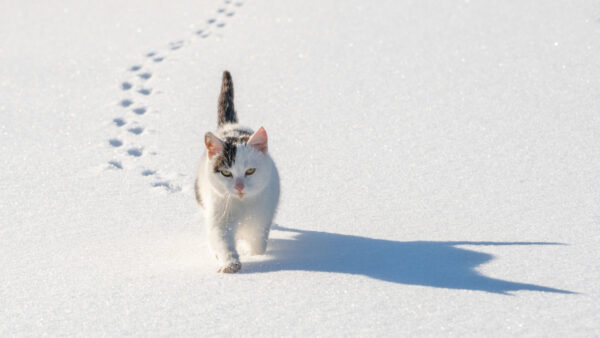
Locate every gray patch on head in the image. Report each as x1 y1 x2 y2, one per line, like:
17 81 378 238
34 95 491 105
213 142 237 173
211 127 253 173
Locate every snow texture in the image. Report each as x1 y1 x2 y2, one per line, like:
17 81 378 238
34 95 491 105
1 0 599 336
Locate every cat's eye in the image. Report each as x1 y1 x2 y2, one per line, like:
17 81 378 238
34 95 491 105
245 168 256 176
220 169 232 177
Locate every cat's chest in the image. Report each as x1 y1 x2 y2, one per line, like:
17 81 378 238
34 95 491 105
210 195 261 217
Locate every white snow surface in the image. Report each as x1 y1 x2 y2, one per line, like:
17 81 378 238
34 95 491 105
1 0 600 335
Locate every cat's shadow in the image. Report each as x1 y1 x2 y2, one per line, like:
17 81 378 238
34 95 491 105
243 225 574 295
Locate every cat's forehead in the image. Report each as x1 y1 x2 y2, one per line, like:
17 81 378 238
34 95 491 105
212 144 261 172
212 142 237 171
211 125 255 172
232 146 260 167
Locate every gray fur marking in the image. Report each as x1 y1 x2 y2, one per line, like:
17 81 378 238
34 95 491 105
212 127 253 173
217 71 237 126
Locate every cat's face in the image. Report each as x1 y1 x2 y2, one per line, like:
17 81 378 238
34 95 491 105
205 127 271 199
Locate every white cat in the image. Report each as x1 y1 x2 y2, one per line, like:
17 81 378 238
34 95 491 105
195 71 280 273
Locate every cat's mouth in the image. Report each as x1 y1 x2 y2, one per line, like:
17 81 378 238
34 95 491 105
237 192 244 199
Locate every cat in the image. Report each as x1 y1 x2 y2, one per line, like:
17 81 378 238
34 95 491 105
195 71 280 273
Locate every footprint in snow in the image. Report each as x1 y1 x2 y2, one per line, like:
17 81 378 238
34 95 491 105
120 99 133 107
138 88 152 96
142 169 156 176
153 57 164 63
121 82 132 90
132 107 146 115
138 72 152 80
152 181 181 192
130 65 142 72
109 138 123 147
113 118 126 127
127 148 143 157
127 126 144 135
170 41 184 50
108 160 123 169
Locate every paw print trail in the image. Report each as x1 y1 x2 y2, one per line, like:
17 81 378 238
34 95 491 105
105 0 244 192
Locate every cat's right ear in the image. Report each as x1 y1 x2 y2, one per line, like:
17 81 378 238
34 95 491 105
205 132 224 159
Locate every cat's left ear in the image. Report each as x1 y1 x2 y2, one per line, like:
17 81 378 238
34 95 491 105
248 127 268 154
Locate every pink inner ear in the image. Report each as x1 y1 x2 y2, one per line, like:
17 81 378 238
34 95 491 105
205 132 224 159
248 127 268 153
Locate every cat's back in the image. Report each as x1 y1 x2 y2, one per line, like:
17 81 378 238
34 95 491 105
216 123 254 142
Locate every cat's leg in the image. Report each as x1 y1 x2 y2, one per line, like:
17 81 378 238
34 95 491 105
245 221 271 255
207 219 241 273
243 196 276 255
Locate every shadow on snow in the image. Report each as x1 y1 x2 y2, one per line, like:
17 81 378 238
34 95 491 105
243 225 574 295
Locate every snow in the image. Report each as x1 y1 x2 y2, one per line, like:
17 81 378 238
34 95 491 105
1 0 600 335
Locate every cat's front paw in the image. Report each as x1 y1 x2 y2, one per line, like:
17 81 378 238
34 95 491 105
217 261 241 273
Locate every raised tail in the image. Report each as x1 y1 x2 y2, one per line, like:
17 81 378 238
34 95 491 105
217 71 237 126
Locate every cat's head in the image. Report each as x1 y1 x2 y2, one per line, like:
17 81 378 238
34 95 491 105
204 127 272 199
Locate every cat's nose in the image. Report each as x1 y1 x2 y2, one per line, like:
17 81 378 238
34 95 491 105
235 183 244 192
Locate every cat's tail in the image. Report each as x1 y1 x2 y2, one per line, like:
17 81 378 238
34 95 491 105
217 70 238 126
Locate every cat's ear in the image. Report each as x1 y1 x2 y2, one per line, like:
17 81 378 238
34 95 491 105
248 127 268 153
205 132 224 159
